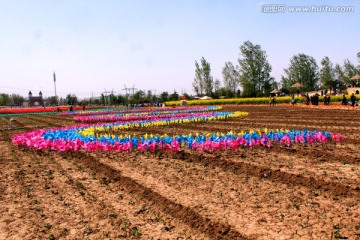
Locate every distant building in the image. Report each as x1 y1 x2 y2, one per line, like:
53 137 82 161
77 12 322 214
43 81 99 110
28 91 44 106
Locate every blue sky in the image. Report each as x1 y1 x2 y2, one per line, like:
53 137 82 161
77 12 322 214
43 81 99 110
0 0 359 99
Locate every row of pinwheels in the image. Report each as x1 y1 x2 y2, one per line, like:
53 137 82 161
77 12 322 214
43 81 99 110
12 109 247 151
0 106 85 115
12 128 344 152
61 106 220 117
73 106 222 122
11 106 344 153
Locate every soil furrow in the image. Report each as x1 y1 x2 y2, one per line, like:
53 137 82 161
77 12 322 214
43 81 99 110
65 151 250 240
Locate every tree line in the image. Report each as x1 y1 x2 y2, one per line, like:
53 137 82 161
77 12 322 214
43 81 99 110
192 41 360 97
0 90 183 106
1 41 359 106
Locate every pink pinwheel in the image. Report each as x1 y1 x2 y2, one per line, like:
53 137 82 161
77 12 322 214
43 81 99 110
239 137 248 147
333 134 344 142
138 142 148 151
223 139 229 149
158 141 163 150
281 135 291 147
26 139 33 147
249 139 255 148
171 139 180 152
199 143 205 152
295 135 304 144
126 141 132 151
57 142 70 152
83 142 96 151
229 140 239 150
266 140 271 148
212 140 222 151
330 133 336 140
115 143 125 152
164 143 172 151
191 141 199 150
102 143 112 151
112 142 120 152
315 133 328 143
307 135 314 144
200 141 211 152
149 142 157 152
260 136 267 146
72 139 82 151
39 140 52 149
205 140 212 151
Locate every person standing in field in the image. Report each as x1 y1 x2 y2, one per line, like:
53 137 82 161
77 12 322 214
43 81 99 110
291 94 295 105
269 95 273 106
350 93 356 107
314 93 319 106
306 94 310 105
341 95 348 105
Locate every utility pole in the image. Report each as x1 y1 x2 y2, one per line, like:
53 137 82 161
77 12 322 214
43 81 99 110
123 84 137 104
123 84 129 101
103 89 111 105
53 72 57 103
130 84 137 96
110 89 115 104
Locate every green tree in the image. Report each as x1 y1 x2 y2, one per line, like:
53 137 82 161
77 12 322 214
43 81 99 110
334 64 344 82
182 93 192 100
0 93 10 106
144 90 152 103
343 59 358 86
238 41 273 97
192 61 202 96
65 94 78 105
201 57 213 96
159 91 168 102
213 78 221 98
109 93 116 105
222 61 239 97
116 94 126 105
45 96 59 106
281 53 319 92
94 98 100 105
10 94 25 106
192 57 214 96
151 95 158 103
218 87 226 98
100 93 105 105
168 90 179 101
218 87 233 98
320 56 335 92
131 90 145 103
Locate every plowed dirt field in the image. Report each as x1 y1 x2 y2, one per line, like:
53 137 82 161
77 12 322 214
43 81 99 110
0 105 359 239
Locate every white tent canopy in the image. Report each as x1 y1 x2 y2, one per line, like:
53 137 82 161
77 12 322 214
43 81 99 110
199 96 212 100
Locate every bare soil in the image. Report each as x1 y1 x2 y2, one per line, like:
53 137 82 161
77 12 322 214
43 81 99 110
0 105 359 239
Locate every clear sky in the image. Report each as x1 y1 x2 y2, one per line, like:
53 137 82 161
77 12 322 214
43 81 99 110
0 0 359 99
